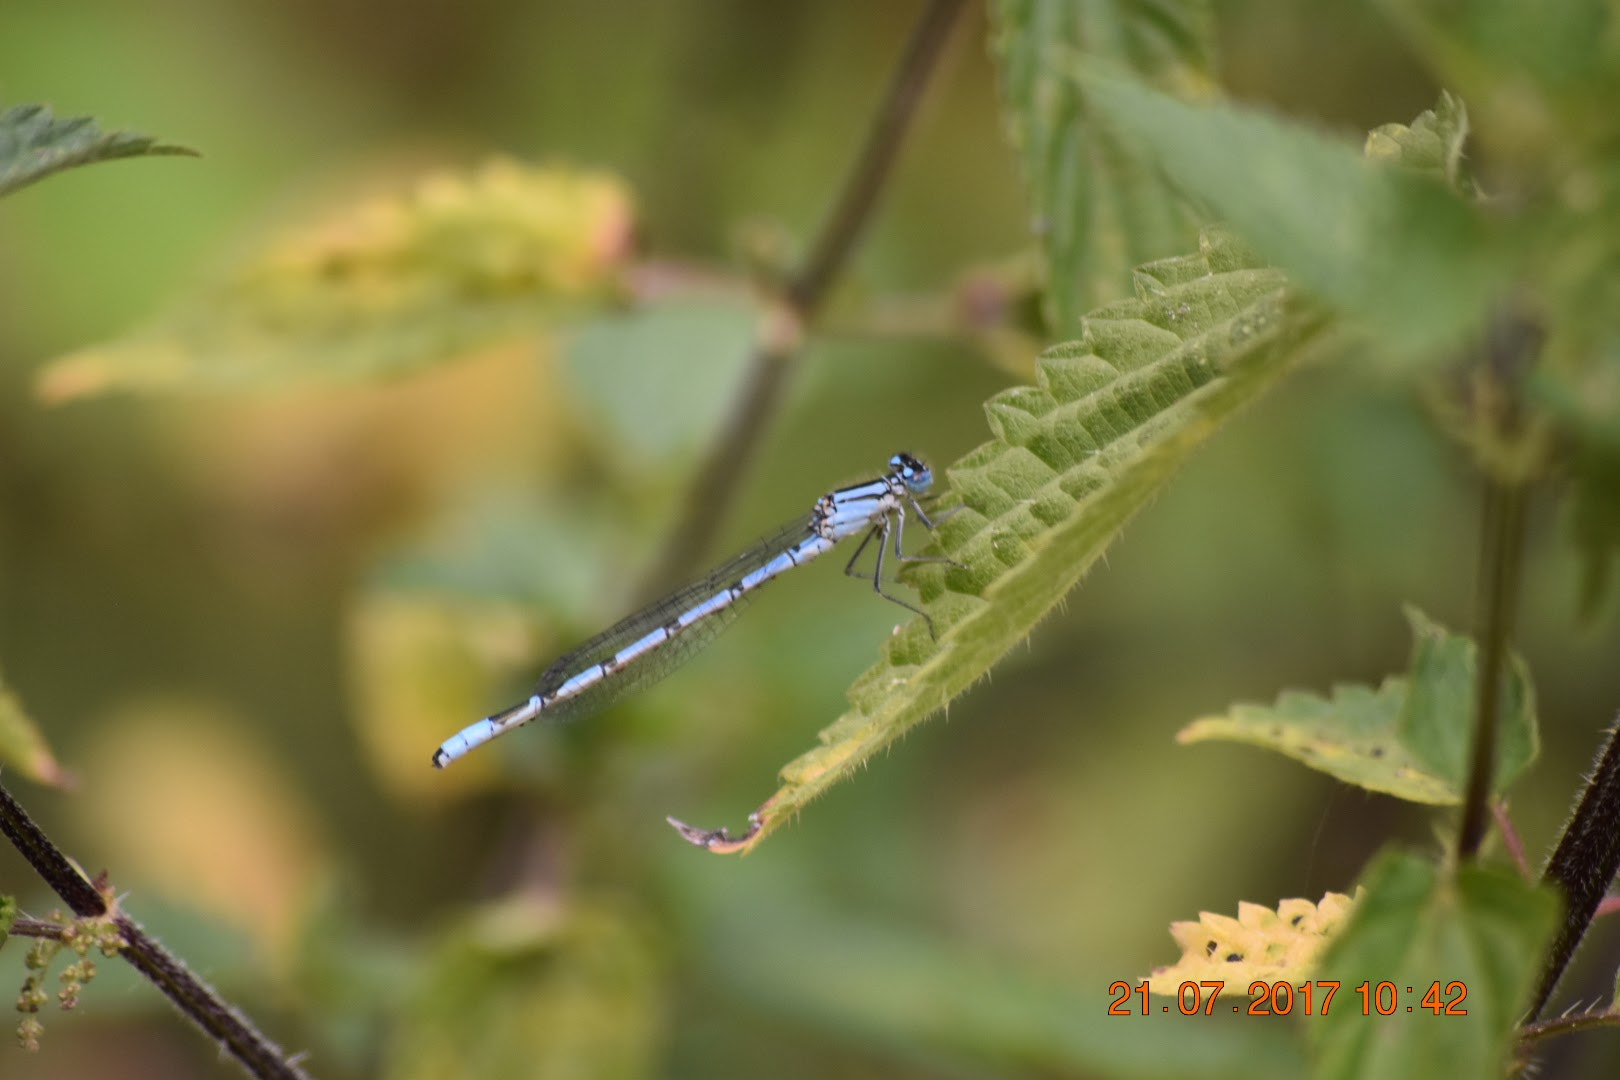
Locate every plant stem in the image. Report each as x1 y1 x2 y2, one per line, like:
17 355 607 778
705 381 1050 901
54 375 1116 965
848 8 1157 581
1456 476 1526 858
0 779 313 1080
1455 309 1540 859
638 0 967 596
1530 718 1620 1018
9 915 71 942
1519 1007 1620 1048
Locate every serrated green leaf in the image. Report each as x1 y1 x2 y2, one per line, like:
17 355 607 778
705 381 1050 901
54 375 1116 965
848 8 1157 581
1364 91 1473 192
1377 0 1617 162
990 0 1215 332
39 160 633 398
678 228 1332 853
1398 605 1537 794
387 896 662 1080
1179 605 1537 804
0 674 70 789
1310 850 1556 1080
1179 679 1458 804
0 103 195 198
1078 72 1512 358
0 896 16 950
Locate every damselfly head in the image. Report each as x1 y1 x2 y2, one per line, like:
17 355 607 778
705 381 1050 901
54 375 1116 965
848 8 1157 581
890 451 932 494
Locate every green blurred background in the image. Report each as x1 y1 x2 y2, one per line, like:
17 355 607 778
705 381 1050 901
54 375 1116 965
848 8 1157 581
3 1 1620 1077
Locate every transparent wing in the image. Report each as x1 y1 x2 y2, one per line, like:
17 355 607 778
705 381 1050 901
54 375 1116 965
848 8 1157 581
533 514 819 724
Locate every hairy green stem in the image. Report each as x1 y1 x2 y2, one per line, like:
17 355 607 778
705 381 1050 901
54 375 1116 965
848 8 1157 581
0 780 313 1080
638 0 967 596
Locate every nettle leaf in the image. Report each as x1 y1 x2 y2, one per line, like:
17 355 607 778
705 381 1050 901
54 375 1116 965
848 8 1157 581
674 227 1332 854
39 160 634 399
1364 91 1474 192
1310 850 1556 1080
1146 892 1358 994
1398 605 1537 794
1377 0 1617 161
1179 679 1457 804
1080 72 1511 358
0 103 195 199
1179 605 1537 804
0 673 70 789
990 0 1215 332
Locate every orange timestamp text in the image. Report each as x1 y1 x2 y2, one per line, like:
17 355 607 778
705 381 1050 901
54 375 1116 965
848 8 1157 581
1107 980 1469 1017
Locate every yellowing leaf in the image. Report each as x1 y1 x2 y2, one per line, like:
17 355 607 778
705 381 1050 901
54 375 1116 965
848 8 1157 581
1179 679 1459 804
348 593 544 801
1146 892 1358 994
40 159 634 399
1179 605 1538 804
0 674 71 789
76 700 329 960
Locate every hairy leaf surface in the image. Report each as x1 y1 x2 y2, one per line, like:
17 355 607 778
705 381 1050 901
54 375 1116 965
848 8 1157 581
674 227 1332 853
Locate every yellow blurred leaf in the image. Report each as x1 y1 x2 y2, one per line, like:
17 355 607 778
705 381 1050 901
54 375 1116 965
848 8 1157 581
348 593 543 802
40 159 635 399
1146 891 1358 994
0 673 71 788
389 895 664 1080
76 700 330 959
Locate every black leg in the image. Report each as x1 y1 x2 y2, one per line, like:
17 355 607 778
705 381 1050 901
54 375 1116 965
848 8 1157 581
892 507 955 566
870 518 937 638
910 498 963 531
901 499 966 569
844 524 881 578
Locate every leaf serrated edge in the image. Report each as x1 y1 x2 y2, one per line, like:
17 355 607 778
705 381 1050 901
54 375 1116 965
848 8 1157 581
0 103 197 199
675 234 1336 853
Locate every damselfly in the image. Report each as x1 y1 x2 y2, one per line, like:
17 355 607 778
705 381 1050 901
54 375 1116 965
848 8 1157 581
431 452 954 767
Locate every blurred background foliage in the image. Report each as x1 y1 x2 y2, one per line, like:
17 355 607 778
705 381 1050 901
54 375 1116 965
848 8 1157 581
2 1 1620 1077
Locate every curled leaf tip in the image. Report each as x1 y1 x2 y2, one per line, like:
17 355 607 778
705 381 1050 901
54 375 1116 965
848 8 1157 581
665 815 760 854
